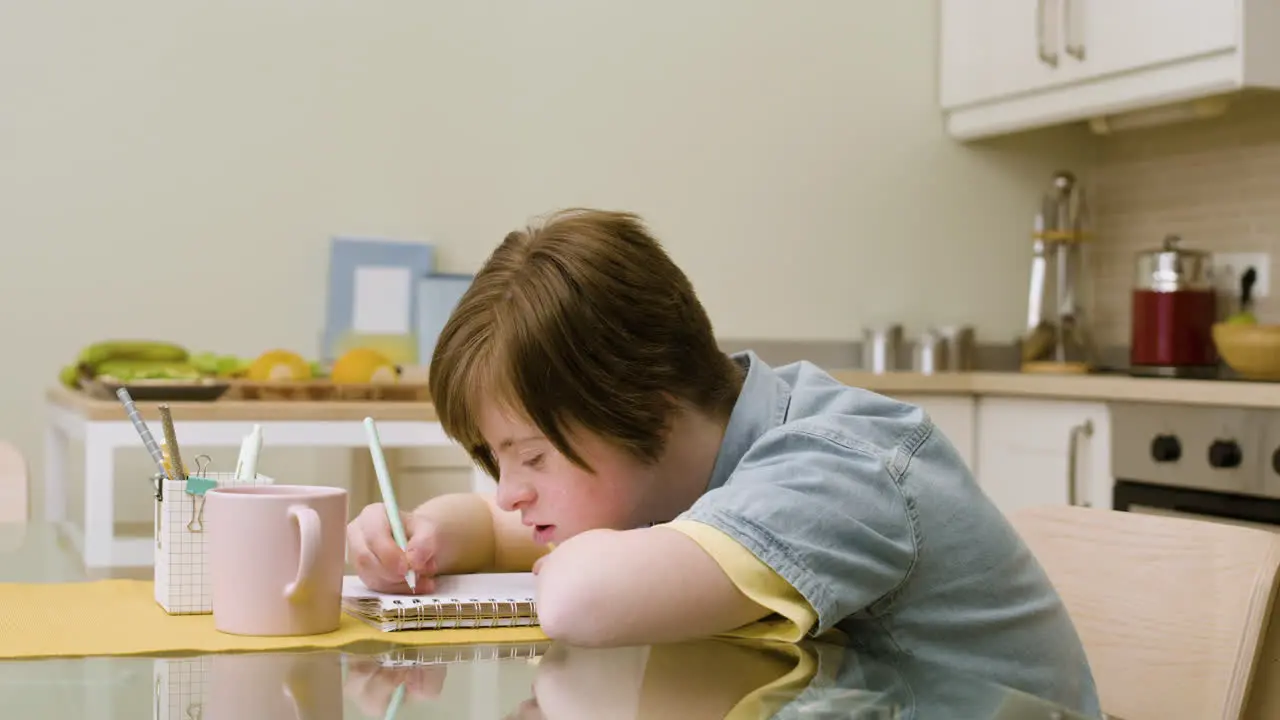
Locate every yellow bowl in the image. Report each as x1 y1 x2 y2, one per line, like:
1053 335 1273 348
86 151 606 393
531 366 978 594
1212 322 1280 381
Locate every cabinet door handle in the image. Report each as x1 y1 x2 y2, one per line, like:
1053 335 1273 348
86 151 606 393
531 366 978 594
1067 419 1094 506
1036 0 1060 67
1064 0 1086 60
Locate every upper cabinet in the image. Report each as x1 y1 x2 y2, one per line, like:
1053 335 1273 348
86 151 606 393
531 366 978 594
1077 1 1237 81
939 0 1076 109
940 0 1280 140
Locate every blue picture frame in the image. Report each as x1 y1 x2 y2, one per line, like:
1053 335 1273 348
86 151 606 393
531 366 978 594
417 273 474 365
322 236 435 362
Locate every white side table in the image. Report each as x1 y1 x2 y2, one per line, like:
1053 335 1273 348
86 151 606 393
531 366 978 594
43 387 492 568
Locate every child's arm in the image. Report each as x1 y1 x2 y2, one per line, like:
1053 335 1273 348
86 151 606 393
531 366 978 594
533 526 774 646
411 492 547 574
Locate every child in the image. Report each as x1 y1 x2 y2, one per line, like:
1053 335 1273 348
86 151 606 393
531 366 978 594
346 208 1101 716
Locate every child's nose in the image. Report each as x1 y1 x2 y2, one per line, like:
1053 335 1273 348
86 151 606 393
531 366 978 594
495 475 535 512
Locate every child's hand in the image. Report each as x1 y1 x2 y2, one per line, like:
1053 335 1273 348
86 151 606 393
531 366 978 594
346 503 440 594
342 656 446 716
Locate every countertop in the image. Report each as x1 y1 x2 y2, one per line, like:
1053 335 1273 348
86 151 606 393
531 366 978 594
828 370 1280 409
45 385 438 422
47 369 1280 421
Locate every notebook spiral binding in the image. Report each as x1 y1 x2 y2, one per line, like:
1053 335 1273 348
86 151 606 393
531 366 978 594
373 641 549 668
381 597 538 631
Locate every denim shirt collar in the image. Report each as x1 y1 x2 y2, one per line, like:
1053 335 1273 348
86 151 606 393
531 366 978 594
705 350 793 492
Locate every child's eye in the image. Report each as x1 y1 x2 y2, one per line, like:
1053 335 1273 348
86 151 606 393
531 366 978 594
523 454 545 469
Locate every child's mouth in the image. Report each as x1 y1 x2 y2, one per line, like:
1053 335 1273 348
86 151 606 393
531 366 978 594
533 525 555 543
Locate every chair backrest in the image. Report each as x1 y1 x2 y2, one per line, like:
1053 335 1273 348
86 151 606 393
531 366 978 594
1246 605 1280 720
0 441 29 522
1009 505 1280 720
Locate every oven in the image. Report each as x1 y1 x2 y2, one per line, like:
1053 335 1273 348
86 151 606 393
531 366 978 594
1110 402 1280 533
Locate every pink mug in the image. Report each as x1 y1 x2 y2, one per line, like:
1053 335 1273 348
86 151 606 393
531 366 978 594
207 651 343 720
206 485 348 636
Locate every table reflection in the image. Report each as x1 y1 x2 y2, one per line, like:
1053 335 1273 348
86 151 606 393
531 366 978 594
317 636 1088 719
0 637 1095 719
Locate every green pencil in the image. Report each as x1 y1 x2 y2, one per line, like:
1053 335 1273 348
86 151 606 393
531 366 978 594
363 417 416 592
383 682 406 720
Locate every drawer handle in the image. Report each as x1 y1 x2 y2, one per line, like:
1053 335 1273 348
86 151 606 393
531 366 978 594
1067 419 1093 506
1037 0 1060 67
1064 0 1086 60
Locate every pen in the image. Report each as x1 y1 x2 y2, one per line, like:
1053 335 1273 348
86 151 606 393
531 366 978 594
234 424 263 481
157 404 186 481
363 416 416 591
115 388 168 480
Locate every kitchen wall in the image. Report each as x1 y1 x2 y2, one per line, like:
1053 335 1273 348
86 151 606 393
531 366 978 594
1090 92 1280 347
0 1 1094 523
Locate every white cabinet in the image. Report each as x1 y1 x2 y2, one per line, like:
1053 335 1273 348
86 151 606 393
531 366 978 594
974 397 1112 516
939 0 1280 140
892 394 977 472
1078 1 1237 81
939 0 1076 109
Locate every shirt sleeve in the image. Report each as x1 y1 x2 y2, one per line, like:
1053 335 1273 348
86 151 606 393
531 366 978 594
665 520 818 642
673 423 918 637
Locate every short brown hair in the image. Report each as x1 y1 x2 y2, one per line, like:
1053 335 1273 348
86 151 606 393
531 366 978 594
428 208 743 479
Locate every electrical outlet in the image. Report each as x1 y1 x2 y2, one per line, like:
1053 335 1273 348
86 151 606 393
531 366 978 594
1210 252 1270 299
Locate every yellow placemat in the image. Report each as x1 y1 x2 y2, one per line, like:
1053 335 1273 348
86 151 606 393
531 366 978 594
0 580 546 659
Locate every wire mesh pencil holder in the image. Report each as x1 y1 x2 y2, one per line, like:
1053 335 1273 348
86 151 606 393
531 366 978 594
153 459 274 615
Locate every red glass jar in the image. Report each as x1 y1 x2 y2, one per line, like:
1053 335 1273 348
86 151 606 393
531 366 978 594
1130 235 1217 377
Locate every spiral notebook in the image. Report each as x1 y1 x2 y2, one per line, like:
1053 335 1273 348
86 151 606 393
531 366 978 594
367 641 549 666
341 573 539 631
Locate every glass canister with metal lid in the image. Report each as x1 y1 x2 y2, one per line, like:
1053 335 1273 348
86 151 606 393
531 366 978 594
1129 234 1217 377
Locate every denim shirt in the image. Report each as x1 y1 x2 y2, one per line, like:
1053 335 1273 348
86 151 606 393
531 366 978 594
675 351 1101 717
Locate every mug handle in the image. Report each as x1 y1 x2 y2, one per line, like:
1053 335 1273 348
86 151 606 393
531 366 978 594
285 505 321 600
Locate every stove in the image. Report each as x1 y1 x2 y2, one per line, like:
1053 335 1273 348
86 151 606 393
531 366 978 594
1110 402 1280 529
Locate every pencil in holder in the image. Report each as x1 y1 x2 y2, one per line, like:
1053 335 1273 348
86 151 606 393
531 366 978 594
153 457 274 615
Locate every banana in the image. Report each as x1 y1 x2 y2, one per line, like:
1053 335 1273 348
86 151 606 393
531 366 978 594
58 364 81 388
93 359 201 382
191 351 250 378
78 340 188 369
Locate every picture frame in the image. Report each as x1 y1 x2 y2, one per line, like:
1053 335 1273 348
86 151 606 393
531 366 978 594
322 236 435 364
417 273 474 366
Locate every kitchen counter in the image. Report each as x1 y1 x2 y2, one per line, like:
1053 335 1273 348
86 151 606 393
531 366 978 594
46 384 439 421
829 370 1280 409
50 369 1280 417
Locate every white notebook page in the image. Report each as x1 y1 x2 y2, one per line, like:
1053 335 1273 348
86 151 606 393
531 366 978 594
342 573 537 609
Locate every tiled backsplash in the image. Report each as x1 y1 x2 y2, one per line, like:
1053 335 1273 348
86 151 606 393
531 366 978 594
1089 92 1280 348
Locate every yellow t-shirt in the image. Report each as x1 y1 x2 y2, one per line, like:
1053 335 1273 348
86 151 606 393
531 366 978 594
667 520 818 643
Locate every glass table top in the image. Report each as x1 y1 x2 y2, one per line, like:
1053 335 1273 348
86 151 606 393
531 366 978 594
0 523 1094 719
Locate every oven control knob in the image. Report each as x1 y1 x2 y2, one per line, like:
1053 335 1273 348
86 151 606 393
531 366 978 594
1272 448 1280 475
1208 440 1243 469
1150 434 1182 463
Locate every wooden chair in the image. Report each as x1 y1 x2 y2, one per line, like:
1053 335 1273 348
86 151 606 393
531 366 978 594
1009 505 1280 720
0 441 29 522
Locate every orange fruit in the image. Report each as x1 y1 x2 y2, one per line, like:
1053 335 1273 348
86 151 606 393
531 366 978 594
331 348 398 384
247 349 312 382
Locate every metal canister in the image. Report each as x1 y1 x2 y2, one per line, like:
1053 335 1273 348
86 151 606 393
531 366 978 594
862 325 903 374
912 329 948 375
937 325 976 371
